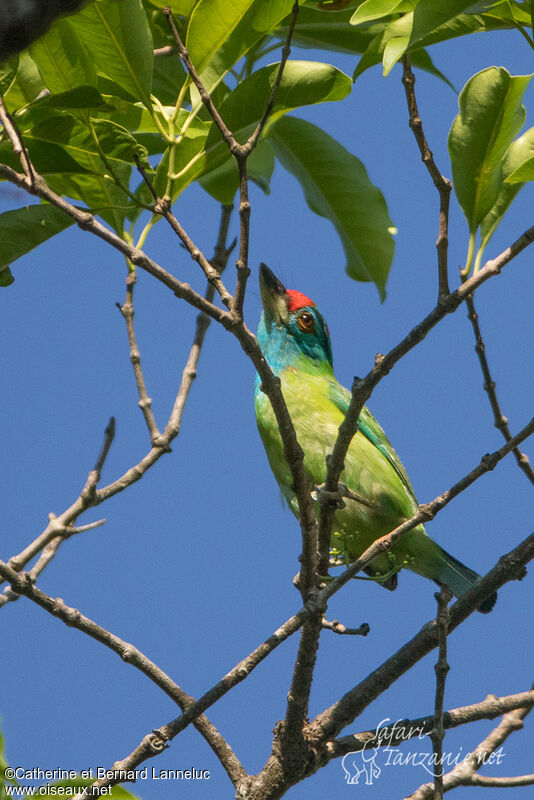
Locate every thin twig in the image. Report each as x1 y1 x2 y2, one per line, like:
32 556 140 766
231 1 300 319
134 156 233 307
401 56 451 301
466 295 534 485
406 703 533 798
0 560 246 787
163 8 239 152
327 687 534 757
468 773 534 787
321 617 370 636
0 417 115 601
0 93 34 185
432 586 452 800
117 274 163 446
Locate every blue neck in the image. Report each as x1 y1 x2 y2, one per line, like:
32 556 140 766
256 312 333 377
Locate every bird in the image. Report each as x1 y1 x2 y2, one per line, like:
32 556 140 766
254 264 496 613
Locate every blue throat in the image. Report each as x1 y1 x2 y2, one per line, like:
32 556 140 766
256 310 334 386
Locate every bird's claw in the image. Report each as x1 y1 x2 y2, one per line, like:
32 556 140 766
311 483 347 509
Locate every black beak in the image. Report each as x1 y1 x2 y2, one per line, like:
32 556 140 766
259 263 289 325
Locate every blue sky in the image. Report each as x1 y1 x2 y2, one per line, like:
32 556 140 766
1 16 534 800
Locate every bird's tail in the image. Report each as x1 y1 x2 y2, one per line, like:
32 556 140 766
433 545 497 614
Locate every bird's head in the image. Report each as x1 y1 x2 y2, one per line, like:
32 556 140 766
257 264 333 375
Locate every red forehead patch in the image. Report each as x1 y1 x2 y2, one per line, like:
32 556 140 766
286 289 315 311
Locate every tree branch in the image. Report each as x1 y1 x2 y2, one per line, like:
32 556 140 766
0 560 246 787
117 275 162 447
0 93 34 185
134 156 233 308
327 687 534 758
0 417 115 604
163 8 239 153
401 56 451 300
63 522 534 798
321 617 370 636
466 295 534 485
231 1 300 319
406 702 533 798
432 586 452 799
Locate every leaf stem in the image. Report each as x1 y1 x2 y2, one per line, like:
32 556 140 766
462 230 477 279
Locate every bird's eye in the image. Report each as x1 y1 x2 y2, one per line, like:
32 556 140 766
297 312 315 334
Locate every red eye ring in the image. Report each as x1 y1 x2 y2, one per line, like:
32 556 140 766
297 312 315 334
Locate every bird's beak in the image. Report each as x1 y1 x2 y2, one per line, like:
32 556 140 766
259 263 289 326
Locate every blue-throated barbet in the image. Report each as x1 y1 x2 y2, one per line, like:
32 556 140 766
254 264 496 613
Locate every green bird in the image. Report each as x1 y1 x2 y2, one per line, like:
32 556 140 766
255 264 496 613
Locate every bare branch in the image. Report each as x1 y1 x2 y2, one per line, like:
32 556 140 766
231 2 299 319
401 56 451 300
0 93 34 185
0 560 246 787
328 687 534 758
466 295 534 485
134 157 233 307
321 617 370 636
406 702 533 798
117 275 163 446
469 773 534 787
0 417 115 602
163 8 239 152
432 587 452 799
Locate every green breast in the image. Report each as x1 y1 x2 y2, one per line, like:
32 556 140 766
255 367 419 560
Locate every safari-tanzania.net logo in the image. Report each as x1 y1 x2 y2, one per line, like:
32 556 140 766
341 718 505 786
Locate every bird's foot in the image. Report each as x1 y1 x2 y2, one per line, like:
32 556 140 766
311 483 347 509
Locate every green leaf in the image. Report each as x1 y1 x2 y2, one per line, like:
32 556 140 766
70 0 154 104
410 0 481 46
92 119 151 168
152 55 187 105
35 86 107 110
382 35 409 75
47 167 132 233
147 0 199 14
0 56 19 96
4 52 45 111
197 0 296 100
352 11 515 81
276 6 378 54
29 18 96 95
448 66 532 232
269 115 395 298
0 205 74 285
176 60 350 199
479 127 534 252
186 0 256 74
351 0 416 25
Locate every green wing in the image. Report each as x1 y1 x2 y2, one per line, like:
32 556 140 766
328 380 417 501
